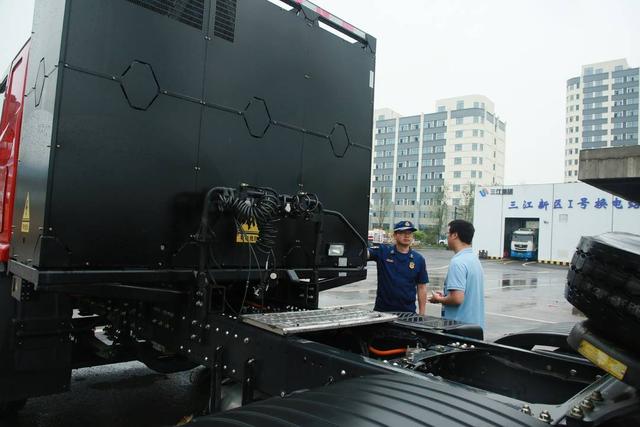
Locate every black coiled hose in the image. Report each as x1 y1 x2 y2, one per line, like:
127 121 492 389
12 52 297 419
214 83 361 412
219 188 280 253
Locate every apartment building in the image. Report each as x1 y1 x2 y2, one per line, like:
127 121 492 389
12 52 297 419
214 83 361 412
565 59 639 182
371 95 506 231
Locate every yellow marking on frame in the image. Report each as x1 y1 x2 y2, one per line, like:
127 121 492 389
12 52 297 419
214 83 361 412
236 223 259 244
20 193 30 233
578 340 627 380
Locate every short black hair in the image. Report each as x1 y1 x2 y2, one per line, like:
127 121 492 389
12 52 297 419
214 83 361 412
448 219 475 244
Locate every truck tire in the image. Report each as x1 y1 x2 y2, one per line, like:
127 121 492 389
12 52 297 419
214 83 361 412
566 232 640 353
188 374 541 426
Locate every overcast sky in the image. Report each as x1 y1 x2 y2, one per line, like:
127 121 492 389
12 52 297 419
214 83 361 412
2 0 639 185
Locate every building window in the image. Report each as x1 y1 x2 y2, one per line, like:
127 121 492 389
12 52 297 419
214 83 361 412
437 106 446 112
454 171 461 178
456 117 463 125
454 157 462 165
455 130 463 138
452 185 460 192
471 157 477 164
456 100 464 109
470 170 476 178
455 144 462 151
472 143 478 151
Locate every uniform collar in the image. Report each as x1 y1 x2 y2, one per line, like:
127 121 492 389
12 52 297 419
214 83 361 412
390 246 414 258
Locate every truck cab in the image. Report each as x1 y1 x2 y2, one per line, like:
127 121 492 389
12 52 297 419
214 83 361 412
510 228 538 260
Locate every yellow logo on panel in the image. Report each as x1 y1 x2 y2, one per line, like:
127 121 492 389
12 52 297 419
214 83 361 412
20 193 30 233
236 223 259 244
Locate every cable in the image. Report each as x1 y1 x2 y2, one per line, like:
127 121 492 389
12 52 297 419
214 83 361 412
368 346 407 357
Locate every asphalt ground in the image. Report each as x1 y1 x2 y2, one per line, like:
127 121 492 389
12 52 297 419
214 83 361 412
5 248 583 427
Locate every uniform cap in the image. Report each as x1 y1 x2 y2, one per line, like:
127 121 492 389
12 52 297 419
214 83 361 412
394 220 416 232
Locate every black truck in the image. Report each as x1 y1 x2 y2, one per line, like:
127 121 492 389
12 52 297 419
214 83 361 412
1 0 639 425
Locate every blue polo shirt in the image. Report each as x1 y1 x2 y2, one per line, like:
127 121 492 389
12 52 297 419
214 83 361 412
369 245 429 313
443 247 485 329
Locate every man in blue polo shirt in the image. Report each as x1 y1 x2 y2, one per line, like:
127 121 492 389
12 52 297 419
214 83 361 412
369 221 428 314
429 219 485 329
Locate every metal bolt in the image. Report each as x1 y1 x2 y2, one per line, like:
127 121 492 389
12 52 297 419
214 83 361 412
181 316 186 320
204 356 208 361
179 345 184 350
340 370 346 376
243 338 250 344
223 365 227 370
225 331 229 335
190 334 197 340
520 404 532 415
580 398 594 412
280 391 286 398
187 349 191 353
195 300 203 307
215 327 220 332
234 334 238 339
590 390 603 401
569 369 577 376
205 324 211 330
569 406 584 419
538 410 552 423
231 369 236 374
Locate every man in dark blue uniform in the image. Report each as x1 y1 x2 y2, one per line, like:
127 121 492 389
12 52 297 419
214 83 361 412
369 221 428 314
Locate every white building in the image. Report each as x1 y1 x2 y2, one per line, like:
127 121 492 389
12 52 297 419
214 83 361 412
371 95 506 230
565 59 639 182
473 183 640 263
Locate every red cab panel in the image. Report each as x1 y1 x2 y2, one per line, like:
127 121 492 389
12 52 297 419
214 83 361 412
0 41 30 262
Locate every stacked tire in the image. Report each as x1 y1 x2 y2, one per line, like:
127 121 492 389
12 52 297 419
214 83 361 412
566 232 640 353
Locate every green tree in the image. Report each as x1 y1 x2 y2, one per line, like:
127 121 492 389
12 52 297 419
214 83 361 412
460 183 476 222
374 189 393 230
434 185 448 238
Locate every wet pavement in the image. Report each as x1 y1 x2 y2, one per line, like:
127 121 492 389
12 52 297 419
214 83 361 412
5 248 583 426
319 247 584 341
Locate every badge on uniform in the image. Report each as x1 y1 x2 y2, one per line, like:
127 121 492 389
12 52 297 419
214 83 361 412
385 258 394 263
409 262 415 269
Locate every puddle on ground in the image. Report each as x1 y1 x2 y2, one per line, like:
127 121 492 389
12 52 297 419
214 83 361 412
500 277 538 289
